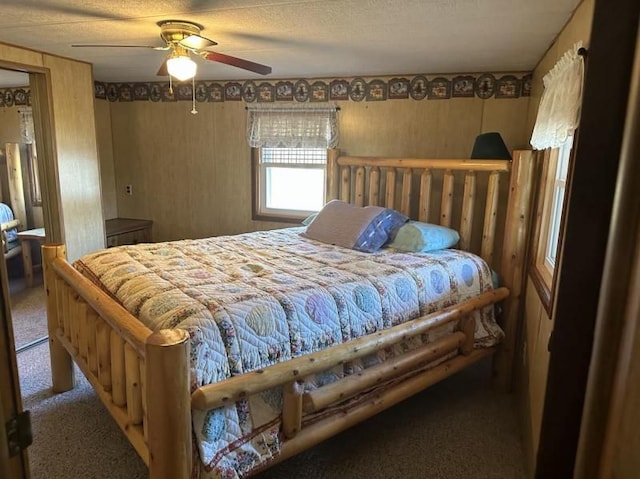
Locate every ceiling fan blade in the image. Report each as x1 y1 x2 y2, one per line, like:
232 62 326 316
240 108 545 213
179 34 217 50
17 0 127 20
72 44 169 50
156 58 169 77
202 51 272 75
189 0 213 10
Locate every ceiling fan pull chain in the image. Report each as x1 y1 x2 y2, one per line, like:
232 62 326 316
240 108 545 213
191 76 198 115
169 75 173 95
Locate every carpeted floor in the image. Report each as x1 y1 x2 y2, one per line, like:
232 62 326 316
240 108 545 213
17 342 527 479
10 271 527 479
9 275 48 350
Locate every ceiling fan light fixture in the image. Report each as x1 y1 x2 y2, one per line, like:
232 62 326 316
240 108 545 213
167 52 197 81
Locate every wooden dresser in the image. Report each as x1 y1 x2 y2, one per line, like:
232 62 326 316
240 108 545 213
105 218 153 247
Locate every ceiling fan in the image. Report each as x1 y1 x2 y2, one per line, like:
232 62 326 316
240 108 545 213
72 20 272 80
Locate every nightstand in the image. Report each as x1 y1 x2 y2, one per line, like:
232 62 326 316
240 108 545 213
105 218 153 247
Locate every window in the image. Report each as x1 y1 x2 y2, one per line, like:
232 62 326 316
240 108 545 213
252 147 326 222
531 137 574 311
246 104 338 222
544 137 572 269
528 43 583 313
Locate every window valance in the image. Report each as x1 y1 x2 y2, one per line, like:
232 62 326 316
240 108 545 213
530 42 585 150
246 104 339 149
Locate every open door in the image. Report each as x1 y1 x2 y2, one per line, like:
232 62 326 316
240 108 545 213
573 21 640 478
0 256 30 478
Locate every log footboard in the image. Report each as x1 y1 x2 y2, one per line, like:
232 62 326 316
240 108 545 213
43 244 192 478
190 288 507 471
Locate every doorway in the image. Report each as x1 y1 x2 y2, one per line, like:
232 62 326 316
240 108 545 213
0 60 63 478
0 68 48 353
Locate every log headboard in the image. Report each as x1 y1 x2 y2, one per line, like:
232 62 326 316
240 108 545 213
326 150 537 390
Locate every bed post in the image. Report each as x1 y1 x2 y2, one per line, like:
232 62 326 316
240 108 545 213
493 150 537 392
326 148 340 201
42 244 75 392
145 329 192 479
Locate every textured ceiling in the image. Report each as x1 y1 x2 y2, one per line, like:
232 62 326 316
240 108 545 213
0 0 581 85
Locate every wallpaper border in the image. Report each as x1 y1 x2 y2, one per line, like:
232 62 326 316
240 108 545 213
94 72 532 103
0 88 30 107
0 72 533 106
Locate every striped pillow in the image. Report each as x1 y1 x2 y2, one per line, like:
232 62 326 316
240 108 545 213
302 200 408 253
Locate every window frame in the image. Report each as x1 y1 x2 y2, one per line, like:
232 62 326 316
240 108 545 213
251 147 327 223
529 139 575 315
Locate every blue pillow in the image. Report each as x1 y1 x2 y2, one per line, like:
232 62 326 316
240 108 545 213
387 221 460 252
354 208 408 253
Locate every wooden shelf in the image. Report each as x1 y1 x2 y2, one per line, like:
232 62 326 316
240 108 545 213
105 218 152 247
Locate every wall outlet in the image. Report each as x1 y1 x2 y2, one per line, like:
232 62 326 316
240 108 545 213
125 184 133 195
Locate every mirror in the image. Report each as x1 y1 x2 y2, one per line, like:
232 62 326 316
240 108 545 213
0 68 47 353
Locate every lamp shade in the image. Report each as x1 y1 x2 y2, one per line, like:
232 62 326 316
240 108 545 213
167 55 197 81
470 132 512 160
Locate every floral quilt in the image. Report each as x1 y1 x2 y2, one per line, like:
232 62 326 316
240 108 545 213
74 227 503 478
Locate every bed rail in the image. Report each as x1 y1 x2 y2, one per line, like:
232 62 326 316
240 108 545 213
275 348 494 466
43 244 192 479
50 255 151 355
191 287 508 411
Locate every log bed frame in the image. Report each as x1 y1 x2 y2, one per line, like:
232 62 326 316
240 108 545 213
42 149 535 479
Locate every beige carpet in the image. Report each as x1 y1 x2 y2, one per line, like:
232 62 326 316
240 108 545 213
18 342 527 479
9 275 48 350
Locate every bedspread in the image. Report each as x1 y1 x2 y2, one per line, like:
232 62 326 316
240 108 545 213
74 227 504 478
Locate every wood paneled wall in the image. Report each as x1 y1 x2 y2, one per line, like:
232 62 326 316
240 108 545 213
0 43 105 261
104 91 530 242
42 55 104 260
0 44 43 69
522 277 553 463
518 0 595 474
94 99 117 220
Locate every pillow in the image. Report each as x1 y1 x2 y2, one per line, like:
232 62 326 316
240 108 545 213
302 200 408 253
387 221 460 252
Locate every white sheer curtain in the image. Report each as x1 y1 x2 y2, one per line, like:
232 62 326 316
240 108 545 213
530 42 585 150
19 107 35 144
246 104 339 148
